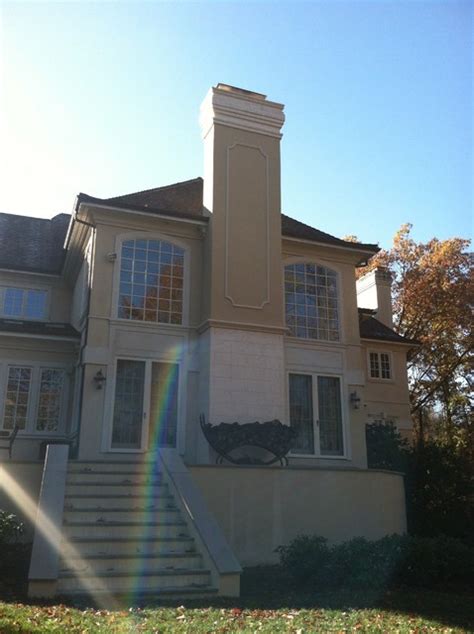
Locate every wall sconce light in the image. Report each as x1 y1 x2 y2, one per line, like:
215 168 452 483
93 369 106 390
350 391 361 409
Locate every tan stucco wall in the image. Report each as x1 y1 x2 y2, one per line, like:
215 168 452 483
0 270 73 324
190 465 406 566
0 336 78 460
361 342 412 434
0 461 43 539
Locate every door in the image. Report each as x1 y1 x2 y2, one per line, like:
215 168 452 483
289 373 344 457
149 362 179 448
110 359 179 451
111 359 146 450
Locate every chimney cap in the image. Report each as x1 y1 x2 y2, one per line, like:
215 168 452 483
215 83 267 101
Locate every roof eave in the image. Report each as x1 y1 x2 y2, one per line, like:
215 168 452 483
360 335 420 347
76 195 208 225
282 233 380 263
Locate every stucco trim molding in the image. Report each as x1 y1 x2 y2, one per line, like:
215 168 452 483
200 85 285 140
197 318 288 336
224 142 271 310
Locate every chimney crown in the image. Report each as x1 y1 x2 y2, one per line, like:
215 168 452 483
199 83 285 140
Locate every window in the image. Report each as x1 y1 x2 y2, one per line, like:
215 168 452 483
289 373 344 457
118 239 185 324
285 263 339 341
36 369 65 432
369 352 392 380
1 364 67 434
2 288 47 319
3 367 32 430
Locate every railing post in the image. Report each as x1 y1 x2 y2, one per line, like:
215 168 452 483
28 444 69 598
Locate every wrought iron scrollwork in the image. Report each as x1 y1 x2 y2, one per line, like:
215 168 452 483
199 414 296 466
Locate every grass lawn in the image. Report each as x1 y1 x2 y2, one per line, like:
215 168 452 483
0 568 472 633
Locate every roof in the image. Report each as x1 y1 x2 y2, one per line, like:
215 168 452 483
0 319 80 339
0 213 70 274
281 214 378 253
105 177 204 216
79 177 379 253
358 309 418 345
77 178 206 222
0 178 379 276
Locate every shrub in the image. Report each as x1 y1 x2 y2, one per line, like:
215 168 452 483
366 422 409 472
277 533 474 590
366 422 474 543
275 535 331 584
0 510 24 544
0 511 30 599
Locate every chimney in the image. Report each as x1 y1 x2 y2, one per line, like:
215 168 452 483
356 267 393 328
199 83 285 327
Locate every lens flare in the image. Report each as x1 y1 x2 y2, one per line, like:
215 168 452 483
0 465 120 609
130 344 185 602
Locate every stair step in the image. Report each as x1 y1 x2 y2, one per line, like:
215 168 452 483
57 569 212 593
66 472 163 485
59 552 202 575
65 536 196 557
64 494 175 509
57 586 219 600
64 521 188 539
63 508 179 522
65 482 167 496
68 461 158 473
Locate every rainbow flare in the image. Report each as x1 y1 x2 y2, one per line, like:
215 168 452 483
130 342 186 604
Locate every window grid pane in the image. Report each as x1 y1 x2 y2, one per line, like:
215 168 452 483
289 374 314 454
3 288 47 319
3 367 31 430
36 369 64 432
380 353 391 379
4 289 24 317
285 264 339 341
318 376 343 456
26 290 47 319
118 240 184 325
112 360 145 449
369 352 380 378
150 363 179 448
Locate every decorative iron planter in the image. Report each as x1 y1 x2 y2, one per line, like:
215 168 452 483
199 415 296 466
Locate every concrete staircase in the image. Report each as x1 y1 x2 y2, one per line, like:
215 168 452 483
57 460 217 600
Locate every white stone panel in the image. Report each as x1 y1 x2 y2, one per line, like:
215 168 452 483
208 327 285 424
285 342 343 373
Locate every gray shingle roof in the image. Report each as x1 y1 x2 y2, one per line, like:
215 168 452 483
0 213 70 274
80 177 379 253
281 214 378 252
358 309 418 345
0 319 79 338
1 178 379 275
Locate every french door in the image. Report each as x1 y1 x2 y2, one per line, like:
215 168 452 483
110 359 179 451
289 373 344 457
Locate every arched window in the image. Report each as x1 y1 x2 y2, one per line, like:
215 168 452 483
118 238 185 324
285 263 339 341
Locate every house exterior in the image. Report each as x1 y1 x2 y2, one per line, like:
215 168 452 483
0 84 415 601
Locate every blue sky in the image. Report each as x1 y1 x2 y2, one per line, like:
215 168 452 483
0 1 471 249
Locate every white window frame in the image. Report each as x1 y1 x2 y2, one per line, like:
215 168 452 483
0 286 50 321
111 232 191 328
283 257 343 344
287 370 349 460
102 355 184 454
367 350 394 382
0 361 69 437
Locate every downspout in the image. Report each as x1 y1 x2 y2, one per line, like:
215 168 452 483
70 204 96 459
